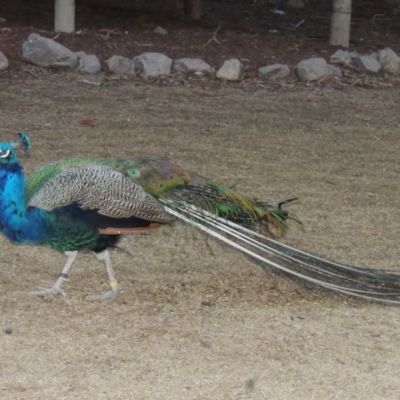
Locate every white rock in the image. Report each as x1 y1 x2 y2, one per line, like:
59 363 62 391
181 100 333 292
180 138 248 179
330 49 353 65
258 64 290 80
216 59 244 81
173 58 211 74
154 26 168 35
0 51 9 70
133 52 172 77
79 54 102 73
22 33 79 69
296 58 328 81
378 47 400 75
106 55 135 76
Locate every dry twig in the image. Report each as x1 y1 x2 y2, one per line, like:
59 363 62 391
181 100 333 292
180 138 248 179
202 25 221 47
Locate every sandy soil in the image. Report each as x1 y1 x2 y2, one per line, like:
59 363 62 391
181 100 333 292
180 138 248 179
0 76 400 399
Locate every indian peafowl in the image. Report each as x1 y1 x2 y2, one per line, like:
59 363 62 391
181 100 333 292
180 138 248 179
1 134 400 304
0 134 294 300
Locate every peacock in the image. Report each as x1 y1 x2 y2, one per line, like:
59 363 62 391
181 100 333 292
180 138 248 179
1 133 400 304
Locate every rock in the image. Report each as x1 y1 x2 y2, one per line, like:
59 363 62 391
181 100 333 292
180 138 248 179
106 55 135 76
216 59 244 81
75 51 87 59
22 33 79 69
154 26 168 35
258 64 290 80
79 54 102 73
296 58 328 81
377 47 400 75
0 17 6 23
133 52 172 77
330 49 359 65
326 64 342 78
351 55 382 75
0 51 9 70
173 58 211 74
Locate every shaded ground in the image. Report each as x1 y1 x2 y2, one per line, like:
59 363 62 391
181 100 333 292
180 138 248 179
1 0 400 82
0 76 400 398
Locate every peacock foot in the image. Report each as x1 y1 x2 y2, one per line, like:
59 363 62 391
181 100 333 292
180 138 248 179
28 285 66 299
86 287 120 302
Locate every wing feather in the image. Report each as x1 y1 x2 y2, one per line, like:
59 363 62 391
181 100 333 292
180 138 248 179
28 165 175 224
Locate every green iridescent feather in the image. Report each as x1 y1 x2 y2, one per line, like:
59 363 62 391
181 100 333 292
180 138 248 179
25 157 297 238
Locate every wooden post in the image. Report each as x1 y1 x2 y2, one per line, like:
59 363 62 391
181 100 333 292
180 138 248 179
330 0 351 47
55 0 75 33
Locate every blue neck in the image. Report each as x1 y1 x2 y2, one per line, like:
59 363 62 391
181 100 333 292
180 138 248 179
0 163 47 243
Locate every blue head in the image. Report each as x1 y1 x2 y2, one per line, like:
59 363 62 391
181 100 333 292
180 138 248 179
0 142 35 244
0 142 26 232
0 143 21 170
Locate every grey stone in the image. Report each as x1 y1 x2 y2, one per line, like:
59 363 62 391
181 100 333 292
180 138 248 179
133 52 172 77
154 26 168 35
326 64 342 78
351 55 382 75
296 58 328 81
378 47 400 75
105 55 135 76
329 49 352 64
173 58 211 74
75 51 87 59
0 51 9 70
22 33 79 69
258 64 290 80
216 59 244 81
79 54 102 73
330 49 357 65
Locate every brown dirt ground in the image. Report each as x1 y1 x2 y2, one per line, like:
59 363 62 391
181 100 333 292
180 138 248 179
1 1 400 399
0 76 400 399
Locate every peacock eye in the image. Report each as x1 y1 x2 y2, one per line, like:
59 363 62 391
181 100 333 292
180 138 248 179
0 149 10 158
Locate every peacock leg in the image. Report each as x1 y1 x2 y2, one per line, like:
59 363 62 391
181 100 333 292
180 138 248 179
86 249 120 301
28 251 78 298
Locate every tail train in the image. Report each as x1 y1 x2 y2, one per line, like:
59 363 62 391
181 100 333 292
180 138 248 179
162 201 400 304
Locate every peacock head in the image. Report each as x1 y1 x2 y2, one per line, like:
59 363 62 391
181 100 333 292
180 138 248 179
0 143 20 168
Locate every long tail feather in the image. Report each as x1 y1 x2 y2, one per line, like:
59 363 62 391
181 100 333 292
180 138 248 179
160 199 400 305
162 182 297 237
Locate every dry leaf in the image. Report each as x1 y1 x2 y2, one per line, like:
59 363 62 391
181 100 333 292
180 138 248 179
81 118 98 127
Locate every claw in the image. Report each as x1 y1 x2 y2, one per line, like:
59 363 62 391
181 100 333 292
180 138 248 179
86 287 119 302
28 285 66 298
